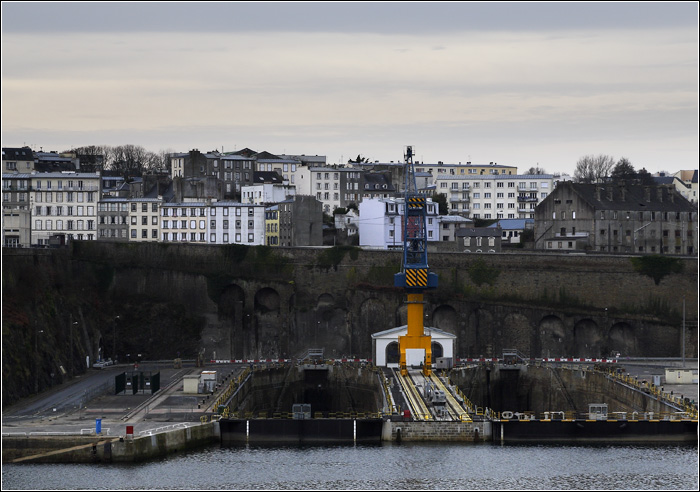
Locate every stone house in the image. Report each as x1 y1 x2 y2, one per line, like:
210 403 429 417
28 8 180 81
534 181 697 255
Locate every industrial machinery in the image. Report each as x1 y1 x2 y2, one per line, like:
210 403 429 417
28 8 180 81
394 146 438 377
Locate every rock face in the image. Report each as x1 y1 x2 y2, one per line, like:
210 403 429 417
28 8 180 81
2 243 696 407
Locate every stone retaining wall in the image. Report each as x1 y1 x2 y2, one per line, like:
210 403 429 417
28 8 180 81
383 420 491 442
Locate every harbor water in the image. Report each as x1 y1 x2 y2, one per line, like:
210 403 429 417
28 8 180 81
3 441 698 490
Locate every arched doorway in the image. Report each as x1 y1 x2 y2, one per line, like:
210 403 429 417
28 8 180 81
385 342 399 364
431 341 444 360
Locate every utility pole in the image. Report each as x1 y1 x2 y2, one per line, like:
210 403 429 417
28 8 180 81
682 297 686 367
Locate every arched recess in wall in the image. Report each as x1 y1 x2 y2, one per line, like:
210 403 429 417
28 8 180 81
607 322 637 357
386 341 399 364
317 293 334 307
432 304 458 335
254 287 280 314
465 308 494 358
219 284 245 316
314 307 349 357
431 341 444 359
502 313 531 357
538 315 565 359
573 319 601 358
360 298 390 334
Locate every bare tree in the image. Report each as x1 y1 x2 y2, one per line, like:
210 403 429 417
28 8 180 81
573 154 615 183
526 165 547 175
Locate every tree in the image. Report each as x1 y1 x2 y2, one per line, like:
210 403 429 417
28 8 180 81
431 192 448 215
526 165 547 175
573 154 615 183
610 157 636 182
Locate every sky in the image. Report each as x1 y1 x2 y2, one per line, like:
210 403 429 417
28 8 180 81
1 2 698 176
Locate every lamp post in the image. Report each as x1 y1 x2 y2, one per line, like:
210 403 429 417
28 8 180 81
34 327 44 394
70 315 78 378
113 316 120 362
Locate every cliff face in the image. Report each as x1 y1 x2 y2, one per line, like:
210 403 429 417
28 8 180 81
2 243 696 407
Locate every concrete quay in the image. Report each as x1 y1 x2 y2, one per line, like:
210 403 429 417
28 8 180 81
2 361 243 463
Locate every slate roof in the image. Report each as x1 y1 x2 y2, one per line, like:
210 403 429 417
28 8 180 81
253 171 284 183
2 147 34 160
455 227 501 238
566 182 695 212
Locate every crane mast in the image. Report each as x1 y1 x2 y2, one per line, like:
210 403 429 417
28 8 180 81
393 146 438 376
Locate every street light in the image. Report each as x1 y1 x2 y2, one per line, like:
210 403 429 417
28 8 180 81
70 315 78 378
113 316 120 362
34 328 44 393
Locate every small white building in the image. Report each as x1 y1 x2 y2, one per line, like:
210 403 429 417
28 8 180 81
359 197 439 250
371 325 456 368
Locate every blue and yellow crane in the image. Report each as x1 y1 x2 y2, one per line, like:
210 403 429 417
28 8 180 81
394 146 438 377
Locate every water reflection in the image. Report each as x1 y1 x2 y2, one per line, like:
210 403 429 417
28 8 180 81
3 442 698 490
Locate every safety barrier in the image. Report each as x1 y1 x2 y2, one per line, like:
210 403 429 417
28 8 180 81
599 366 698 419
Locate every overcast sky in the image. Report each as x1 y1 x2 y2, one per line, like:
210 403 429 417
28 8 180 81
2 2 698 176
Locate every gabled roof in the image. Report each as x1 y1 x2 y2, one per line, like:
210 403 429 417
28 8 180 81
371 325 457 339
455 227 501 237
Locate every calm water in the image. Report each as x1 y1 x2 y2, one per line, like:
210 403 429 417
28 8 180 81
2 442 698 490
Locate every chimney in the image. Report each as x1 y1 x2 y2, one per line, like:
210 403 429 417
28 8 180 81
618 184 626 202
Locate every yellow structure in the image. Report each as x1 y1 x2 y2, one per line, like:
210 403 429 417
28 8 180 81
399 293 432 376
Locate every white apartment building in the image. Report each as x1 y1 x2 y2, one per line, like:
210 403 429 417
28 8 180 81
241 183 295 205
31 172 100 244
209 202 265 245
434 174 556 220
128 198 161 242
358 197 439 249
160 203 209 243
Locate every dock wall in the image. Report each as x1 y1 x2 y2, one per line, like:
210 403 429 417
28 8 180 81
383 420 491 442
4 422 220 464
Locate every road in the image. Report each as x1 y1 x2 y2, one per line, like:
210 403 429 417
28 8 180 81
2 361 243 437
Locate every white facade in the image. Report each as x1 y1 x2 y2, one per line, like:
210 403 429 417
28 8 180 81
371 325 456 368
160 203 209 243
359 197 438 249
241 183 295 205
31 172 100 244
434 174 556 220
208 202 265 245
128 199 160 242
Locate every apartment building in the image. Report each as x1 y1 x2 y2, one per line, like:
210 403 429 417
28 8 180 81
2 173 31 247
3 147 35 173
31 172 100 245
535 182 698 255
307 166 365 214
265 205 281 246
128 198 161 242
97 198 129 241
358 197 439 250
278 195 323 247
415 162 517 178
209 202 266 245
434 174 556 220
160 202 209 243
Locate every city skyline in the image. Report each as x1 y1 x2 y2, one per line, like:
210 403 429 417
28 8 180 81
2 2 698 176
